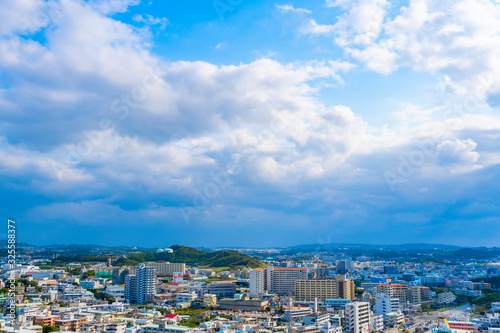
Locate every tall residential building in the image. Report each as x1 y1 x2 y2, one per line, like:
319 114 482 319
267 266 308 295
294 275 355 302
336 274 355 300
124 275 137 303
315 267 333 278
124 264 156 304
336 259 351 275
249 268 266 297
371 313 384 332
383 266 399 275
392 284 409 304
345 302 370 333
409 287 421 304
376 284 420 305
294 280 338 302
112 266 137 284
374 293 400 315
146 262 186 275
384 311 405 328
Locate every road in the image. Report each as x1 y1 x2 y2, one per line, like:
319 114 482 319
408 303 472 333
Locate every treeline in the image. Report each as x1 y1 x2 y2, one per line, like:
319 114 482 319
48 245 262 269
113 245 263 268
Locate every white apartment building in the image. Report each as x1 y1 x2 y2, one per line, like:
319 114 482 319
249 268 266 297
283 306 314 322
437 292 457 304
176 292 198 303
105 285 125 301
138 321 192 333
345 302 371 333
374 293 400 315
371 314 384 332
107 322 126 333
384 311 404 328
320 323 342 333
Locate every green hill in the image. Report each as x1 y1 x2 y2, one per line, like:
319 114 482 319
115 245 263 269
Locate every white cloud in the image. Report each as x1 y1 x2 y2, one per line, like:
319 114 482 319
2 0 500 245
0 0 51 35
89 0 140 14
346 44 397 74
325 0 352 8
436 138 480 166
275 4 312 14
299 19 336 35
329 0 500 99
215 42 228 49
132 14 170 30
333 0 390 46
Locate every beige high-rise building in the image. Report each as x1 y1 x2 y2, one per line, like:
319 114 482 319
267 266 308 295
336 274 355 300
294 274 355 301
294 279 338 302
376 284 421 305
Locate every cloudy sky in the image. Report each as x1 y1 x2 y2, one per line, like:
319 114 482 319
1 0 500 248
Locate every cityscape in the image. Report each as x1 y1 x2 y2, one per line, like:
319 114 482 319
0 243 499 333
1 1 500 333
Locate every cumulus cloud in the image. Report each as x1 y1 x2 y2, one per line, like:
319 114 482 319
1 0 500 246
0 0 54 35
436 138 480 167
333 0 390 46
327 0 500 99
275 4 312 14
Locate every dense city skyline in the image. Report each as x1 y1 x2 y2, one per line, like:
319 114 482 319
1 0 500 246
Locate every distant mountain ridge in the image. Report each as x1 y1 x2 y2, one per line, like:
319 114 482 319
289 243 465 250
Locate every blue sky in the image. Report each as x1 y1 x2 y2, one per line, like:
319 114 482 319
1 0 500 248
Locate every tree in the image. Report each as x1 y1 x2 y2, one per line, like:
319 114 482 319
82 270 95 279
68 267 82 275
476 306 486 315
41 325 60 333
89 289 116 304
